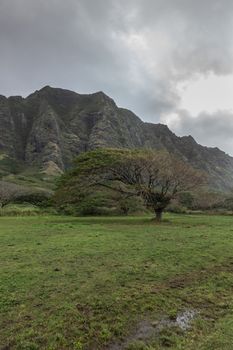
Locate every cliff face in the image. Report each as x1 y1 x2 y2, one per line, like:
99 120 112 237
1 86 233 191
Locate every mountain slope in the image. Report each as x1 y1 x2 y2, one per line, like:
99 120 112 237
1 86 233 191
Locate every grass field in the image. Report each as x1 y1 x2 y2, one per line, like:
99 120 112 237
1 214 233 349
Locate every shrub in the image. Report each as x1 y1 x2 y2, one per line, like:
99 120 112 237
177 191 194 209
13 191 51 207
0 204 40 216
0 203 57 216
166 200 187 214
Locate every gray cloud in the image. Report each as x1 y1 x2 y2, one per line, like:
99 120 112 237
1 0 233 152
168 109 233 155
137 0 233 76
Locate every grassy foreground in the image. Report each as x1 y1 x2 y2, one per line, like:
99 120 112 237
1 214 233 349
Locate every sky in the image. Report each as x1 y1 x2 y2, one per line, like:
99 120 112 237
1 0 233 155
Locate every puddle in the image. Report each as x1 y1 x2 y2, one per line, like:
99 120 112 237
108 309 197 350
176 310 196 330
109 321 155 350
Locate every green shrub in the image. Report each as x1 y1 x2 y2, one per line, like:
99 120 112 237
166 202 187 214
0 204 40 216
13 191 51 207
0 203 57 216
177 191 194 208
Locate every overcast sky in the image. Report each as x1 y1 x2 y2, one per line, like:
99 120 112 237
1 0 233 155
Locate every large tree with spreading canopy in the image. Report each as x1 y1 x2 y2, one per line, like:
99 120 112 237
56 148 205 221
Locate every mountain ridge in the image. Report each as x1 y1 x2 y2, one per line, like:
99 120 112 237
1 86 233 191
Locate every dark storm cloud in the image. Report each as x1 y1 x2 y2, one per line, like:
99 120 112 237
1 0 233 153
0 0 123 93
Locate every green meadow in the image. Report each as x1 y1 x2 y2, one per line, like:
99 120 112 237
1 214 233 349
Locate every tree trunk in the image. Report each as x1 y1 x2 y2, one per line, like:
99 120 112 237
155 209 163 222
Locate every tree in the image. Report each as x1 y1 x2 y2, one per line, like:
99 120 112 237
56 148 205 221
191 190 224 211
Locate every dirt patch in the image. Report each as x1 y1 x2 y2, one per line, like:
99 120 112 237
151 258 233 294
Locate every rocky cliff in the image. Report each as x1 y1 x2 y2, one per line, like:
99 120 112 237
1 86 233 191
